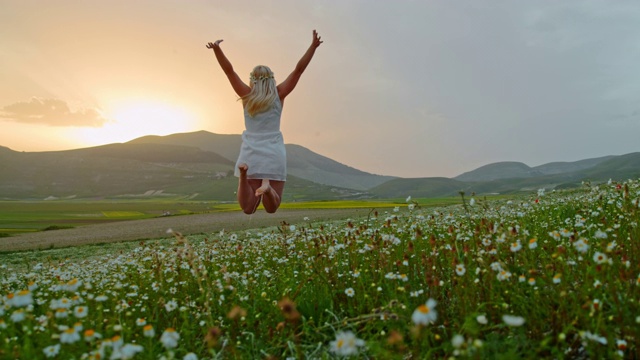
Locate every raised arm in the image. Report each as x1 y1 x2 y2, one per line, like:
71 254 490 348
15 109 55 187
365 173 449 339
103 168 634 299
206 40 251 97
277 30 323 101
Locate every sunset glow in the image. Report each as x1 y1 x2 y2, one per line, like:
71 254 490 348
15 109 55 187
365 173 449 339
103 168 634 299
72 100 197 146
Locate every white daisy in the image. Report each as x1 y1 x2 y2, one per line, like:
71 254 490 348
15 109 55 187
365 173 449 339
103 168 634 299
455 264 466 276
502 315 525 327
160 328 180 349
412 298 438 325
329 331 365 356
42 344 61 358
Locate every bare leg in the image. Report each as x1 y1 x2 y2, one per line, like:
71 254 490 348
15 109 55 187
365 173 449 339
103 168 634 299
261 180 285 213
237 164 261 214
255 178 271 197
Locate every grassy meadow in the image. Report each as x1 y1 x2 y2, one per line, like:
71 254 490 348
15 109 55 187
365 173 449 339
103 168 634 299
0 180 639 359
0 199 415 237
0 200 213 236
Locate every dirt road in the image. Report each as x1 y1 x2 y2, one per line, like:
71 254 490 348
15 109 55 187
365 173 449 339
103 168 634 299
1 208 372 252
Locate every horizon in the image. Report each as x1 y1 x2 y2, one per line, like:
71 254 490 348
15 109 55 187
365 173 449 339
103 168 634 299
2 1 639 178
0 129 632 179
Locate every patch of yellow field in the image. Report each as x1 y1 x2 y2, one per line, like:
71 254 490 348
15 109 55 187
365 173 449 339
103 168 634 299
101 211 145 218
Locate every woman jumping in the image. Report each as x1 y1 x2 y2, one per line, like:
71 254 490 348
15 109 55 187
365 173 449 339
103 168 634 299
207 30 322 214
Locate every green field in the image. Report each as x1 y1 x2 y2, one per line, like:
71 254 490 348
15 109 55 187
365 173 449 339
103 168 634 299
280 197 462 209
0 181 637 358
0 200 217 235
0 198 457 236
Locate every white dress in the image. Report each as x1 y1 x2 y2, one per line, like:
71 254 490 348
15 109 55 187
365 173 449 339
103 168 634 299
234 96 286 181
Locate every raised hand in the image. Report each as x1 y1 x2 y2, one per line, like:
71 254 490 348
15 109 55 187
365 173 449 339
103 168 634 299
311 30 322 48
206 39 224 49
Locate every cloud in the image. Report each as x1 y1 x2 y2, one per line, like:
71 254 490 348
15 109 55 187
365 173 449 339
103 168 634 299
0 97 109 127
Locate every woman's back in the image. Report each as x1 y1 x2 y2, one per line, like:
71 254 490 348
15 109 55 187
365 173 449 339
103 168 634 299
243 96 282 135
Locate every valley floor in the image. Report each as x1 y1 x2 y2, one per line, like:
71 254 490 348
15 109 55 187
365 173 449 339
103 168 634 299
0 208 371 252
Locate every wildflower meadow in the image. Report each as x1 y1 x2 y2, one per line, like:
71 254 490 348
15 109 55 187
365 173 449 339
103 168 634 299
1 179 639 359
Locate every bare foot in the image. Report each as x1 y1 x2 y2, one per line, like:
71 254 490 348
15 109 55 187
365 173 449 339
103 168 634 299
255 179 271 197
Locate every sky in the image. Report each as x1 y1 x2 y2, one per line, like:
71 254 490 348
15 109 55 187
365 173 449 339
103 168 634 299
1 0 639 178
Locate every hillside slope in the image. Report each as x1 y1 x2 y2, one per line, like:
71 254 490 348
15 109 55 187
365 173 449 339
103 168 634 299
0 142 370 201
533 156 615 175
369 177 469 198
454 162 543 182
0 143 232 199
129 131 395 190
370 153 640 198
1 133 638 200
456 155 619 182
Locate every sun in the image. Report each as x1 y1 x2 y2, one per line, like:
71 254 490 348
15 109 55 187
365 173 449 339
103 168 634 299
72 100 198 146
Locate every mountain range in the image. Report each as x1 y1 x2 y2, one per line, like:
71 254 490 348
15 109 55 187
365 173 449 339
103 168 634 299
0 130 638 201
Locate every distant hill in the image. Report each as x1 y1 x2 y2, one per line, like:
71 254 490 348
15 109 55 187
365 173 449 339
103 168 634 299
70 142 234 165
0 146 364 200
370 152 640 199
532 156 615 175
578 152 640 180
0 131 638 200
0 142 367 201
130 131 241 161
129 131 395 190
286 144 394 190
455 155 617 182
0 143 229 200
454 162 543 182
368 177 469 198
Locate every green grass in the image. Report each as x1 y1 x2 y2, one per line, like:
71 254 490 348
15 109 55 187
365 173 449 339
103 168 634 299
101 211 146 218
0 198 464 235
279 197 467 209
281 200 400 209
0 199 227 234
0 182 638 358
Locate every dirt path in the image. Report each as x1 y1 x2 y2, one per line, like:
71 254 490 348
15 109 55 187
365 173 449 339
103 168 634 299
1 208 372 252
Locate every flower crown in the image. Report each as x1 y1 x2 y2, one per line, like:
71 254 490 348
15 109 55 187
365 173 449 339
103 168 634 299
250 73 274 82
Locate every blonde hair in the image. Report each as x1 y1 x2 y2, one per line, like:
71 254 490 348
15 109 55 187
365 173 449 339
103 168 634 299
241 65 278 117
